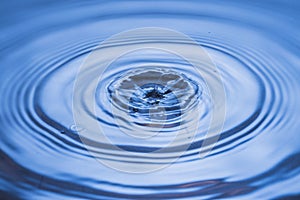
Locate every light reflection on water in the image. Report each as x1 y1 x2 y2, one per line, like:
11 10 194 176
0 1 300 199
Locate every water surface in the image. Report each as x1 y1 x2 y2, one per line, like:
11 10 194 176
1 0 300 199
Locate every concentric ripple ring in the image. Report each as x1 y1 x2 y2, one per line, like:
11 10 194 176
73 27 226 173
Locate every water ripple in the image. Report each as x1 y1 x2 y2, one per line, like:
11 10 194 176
1 0 300 199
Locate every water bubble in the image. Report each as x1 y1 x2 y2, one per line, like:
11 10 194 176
69 125 85 133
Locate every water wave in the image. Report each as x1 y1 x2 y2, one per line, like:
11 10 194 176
1 0 300 199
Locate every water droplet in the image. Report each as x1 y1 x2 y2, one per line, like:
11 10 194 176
69 125 85 133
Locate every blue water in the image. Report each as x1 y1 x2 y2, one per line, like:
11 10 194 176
1 1 300 199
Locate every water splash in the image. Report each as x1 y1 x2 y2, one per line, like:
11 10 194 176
1 0 300 199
